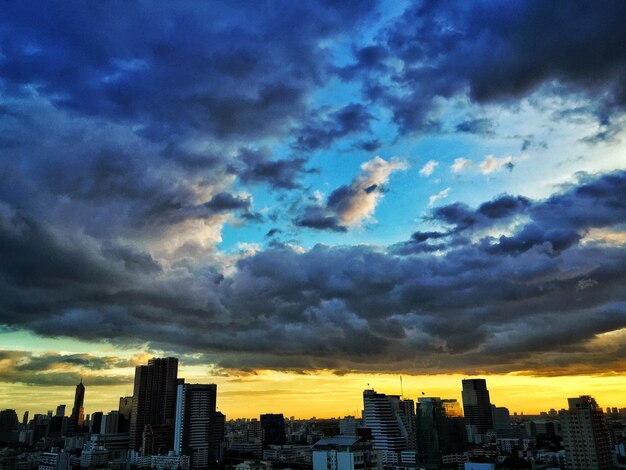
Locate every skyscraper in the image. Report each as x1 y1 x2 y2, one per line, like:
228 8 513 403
129 357 179 452
362 389 416 466
67 379 85 436
416 397 467 469
174 383 225 468
461 379 492 444
260 413 286 446
560 396 612 470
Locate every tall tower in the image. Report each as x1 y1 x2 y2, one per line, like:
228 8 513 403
129 357 179 452
461 378 492 444
560 396 612 470
68 378 85 435
174 383 224 468
362 389 415 466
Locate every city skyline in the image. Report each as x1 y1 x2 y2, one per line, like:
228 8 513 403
2 369 625 421
1 0 625 420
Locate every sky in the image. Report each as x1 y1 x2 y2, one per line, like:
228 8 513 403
0 0 625 419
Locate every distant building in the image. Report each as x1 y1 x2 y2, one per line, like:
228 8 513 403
90 411 103 435
55 405 66 418
129 357 179 451
560 395 612 470
260 414 286 446
490 406 510 433
339 416 359 436
461 379 493 444
313 436 381 470
67 379 85 436
362 389 416 466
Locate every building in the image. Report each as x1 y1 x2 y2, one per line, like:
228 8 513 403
174 383 225 468
129 357 179 451
313 436 382 470
55 405 66 418
260 414 286 446
79 443 109 468
560 396 613 470
490 406 510 433
362 389 415 466
416 397 467 469
90 411 103 435
461 379 492 444
339 416 359 436
38 449 70 470
67 379 85 436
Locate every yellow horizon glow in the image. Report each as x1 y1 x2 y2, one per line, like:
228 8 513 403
1 370 624 420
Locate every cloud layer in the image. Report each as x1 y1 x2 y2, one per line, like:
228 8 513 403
0 1 625 383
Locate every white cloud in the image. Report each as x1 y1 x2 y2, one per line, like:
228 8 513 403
338 156 409 226
428 187 451 206
480 154 515 174
419 160 439 176
451 157 473 173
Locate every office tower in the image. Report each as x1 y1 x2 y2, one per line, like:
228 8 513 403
47 415 65 438
260 413 286 446
461 379 493 444
101 411 120 434
118 396 133 433
174 383 225 468
362 389 416 466
119 396 133 417
55 405 66 417
416 398 467 469
129 357 179 452
22 411 29 427
68 378 85 436
90 411 103 435
560 396 612 470
490 406 511 433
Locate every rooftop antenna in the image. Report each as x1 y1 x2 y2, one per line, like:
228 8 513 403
400 376 404 398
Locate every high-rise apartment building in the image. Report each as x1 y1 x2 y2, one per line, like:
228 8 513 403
461 379 493 444
560 396 613 470
129 357 179 452
362 389 416 466
174 383 225 468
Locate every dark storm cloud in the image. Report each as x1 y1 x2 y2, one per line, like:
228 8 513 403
0 1 376 140
295 206 347 232
294 103 375 152
234 147 316 190
1 171 625 376
347 0 626 134
0 351 133 386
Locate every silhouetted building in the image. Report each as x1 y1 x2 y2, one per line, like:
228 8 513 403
0 409 19 443
260 414 286 447
416 398 467 469
67 379 85 436
560 396 612 470
129 357 179 452
490 406 510 433
362 389 416 466
55 405 66 417
174 383 225 468
461 379 492 444
90 411 103 435
47 415 65 438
